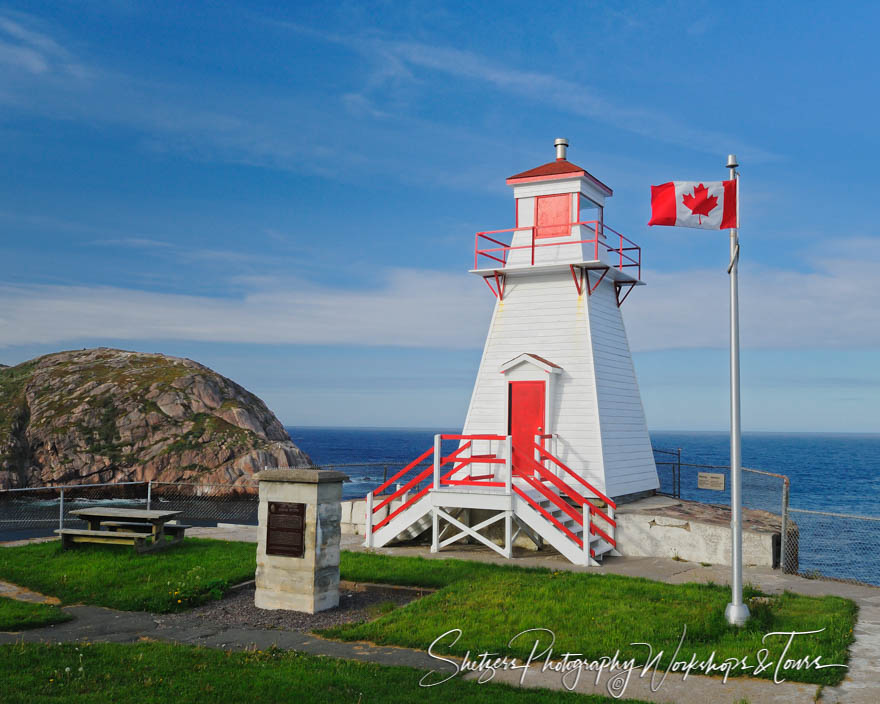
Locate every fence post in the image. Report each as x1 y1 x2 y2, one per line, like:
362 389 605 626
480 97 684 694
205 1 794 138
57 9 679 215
146 480 152 510
365 491 374 548
59 487 64 532
676 448 682 498
780 477 790 572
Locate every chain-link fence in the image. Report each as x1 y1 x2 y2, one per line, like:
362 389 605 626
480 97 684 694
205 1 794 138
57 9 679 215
0 462 417 543
0 481 150 541
653 448 880 586
782 508 880 586
654 449 787 515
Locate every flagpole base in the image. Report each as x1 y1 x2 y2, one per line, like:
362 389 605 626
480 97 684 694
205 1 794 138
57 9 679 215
725 602 750 627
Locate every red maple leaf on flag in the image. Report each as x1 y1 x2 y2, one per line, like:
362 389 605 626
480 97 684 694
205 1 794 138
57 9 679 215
681 183 718 224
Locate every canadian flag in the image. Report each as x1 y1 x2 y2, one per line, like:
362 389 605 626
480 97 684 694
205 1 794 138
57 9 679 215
648 180 737 230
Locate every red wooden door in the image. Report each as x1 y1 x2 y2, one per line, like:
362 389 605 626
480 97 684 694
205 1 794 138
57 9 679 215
508 381 545 476
535 194 571 238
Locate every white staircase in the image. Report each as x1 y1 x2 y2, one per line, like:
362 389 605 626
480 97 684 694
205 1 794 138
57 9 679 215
364 434 618 566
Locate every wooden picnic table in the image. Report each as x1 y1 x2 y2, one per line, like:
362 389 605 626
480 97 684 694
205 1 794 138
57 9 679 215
55 507 190 553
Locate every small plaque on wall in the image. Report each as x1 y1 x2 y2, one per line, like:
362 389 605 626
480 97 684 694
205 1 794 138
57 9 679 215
266 502 306 558
697 472 725 491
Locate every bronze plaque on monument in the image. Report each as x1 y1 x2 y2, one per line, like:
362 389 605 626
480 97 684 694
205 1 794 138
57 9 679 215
266 502 306 558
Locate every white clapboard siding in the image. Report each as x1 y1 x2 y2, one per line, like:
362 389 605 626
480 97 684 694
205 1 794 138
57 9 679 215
587 280 659 496
461 268 657 499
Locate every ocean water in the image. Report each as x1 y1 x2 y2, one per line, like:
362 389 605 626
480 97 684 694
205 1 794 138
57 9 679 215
650 430 880 515
288 427 880 515
4 427 877 581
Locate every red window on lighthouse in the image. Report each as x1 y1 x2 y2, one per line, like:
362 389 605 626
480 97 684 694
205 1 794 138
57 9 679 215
535 194 571 239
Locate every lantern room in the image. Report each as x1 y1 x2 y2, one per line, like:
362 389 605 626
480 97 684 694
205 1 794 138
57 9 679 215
473 139 641 302
508 138 611 240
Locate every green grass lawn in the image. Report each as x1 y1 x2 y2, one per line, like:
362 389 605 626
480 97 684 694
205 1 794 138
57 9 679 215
0 542 857 688
0 642 648 704
0 596 71 631
333 552 856 686
0 539 255 613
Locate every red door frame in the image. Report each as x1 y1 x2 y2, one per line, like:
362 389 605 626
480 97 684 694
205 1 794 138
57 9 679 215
508 380 546 477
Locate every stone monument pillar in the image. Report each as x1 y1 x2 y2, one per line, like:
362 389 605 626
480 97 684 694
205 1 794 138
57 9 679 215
253 468 347 614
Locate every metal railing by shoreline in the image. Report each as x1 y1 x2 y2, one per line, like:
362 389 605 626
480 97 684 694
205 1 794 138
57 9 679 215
0 462 417 541
783 508 880 586
652 446 880 587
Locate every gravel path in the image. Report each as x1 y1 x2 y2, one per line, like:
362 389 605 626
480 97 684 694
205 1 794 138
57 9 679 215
154 581 430 633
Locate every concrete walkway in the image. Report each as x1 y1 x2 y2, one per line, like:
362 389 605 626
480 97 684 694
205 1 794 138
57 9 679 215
0 580 59 605
2 527 877 702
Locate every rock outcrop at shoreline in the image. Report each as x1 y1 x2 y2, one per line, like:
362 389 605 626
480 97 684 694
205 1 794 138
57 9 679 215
0 348 311 490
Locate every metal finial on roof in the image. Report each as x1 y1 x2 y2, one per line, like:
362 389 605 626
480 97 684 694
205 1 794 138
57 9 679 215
554 138 569 161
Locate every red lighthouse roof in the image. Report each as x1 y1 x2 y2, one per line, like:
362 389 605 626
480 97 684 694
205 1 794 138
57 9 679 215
506 158 613 196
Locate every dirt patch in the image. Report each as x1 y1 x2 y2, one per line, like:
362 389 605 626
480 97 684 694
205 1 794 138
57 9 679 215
154 580 430 632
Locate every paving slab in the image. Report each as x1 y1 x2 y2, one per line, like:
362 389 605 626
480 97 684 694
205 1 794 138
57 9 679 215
0 580 60 605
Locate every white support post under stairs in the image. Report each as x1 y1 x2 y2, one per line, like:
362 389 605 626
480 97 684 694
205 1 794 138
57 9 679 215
365 491 374 548
431 434 441 553
583 501 599 567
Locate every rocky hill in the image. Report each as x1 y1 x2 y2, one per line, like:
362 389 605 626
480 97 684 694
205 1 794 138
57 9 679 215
0 348 311 490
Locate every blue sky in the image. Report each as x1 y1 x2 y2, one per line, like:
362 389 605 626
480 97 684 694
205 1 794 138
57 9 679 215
1 1 879 432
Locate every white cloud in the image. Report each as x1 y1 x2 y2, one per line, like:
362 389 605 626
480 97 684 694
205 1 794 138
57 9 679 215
0 269 491 349
625 237 880 351
2 238 880 353
276 22 778 164
0 13 89 79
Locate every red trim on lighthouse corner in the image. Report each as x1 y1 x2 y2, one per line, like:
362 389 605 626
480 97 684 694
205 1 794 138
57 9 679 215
648 182 676 226
721 178 738 229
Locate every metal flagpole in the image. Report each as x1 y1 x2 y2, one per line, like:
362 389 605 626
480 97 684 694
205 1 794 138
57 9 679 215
724 154 749 626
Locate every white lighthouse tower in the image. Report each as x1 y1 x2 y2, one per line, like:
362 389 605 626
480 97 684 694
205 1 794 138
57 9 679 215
463 139 658 500
364 140 658 565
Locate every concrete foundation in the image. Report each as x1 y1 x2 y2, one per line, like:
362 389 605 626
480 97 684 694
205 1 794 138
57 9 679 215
615 495 781 567
254 469 346 614
342 493 786 567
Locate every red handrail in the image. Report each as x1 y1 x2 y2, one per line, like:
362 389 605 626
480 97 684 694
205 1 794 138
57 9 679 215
373 481 432 532
526 446 617 538
370 434 509 534
513 484 587 554
520 457 613 553
440 434 506 441
439 442 475 481
444 479 506 487
373 464 433 514
533 444 616 510
373 446 434 497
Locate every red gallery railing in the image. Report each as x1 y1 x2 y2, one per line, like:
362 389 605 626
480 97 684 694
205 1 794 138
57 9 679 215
474 220 641 280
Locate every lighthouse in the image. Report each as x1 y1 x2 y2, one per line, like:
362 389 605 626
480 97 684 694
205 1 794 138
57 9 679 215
365 140 658 565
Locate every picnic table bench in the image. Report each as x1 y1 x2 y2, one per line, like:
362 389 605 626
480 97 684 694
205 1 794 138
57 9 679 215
55 508 191 553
